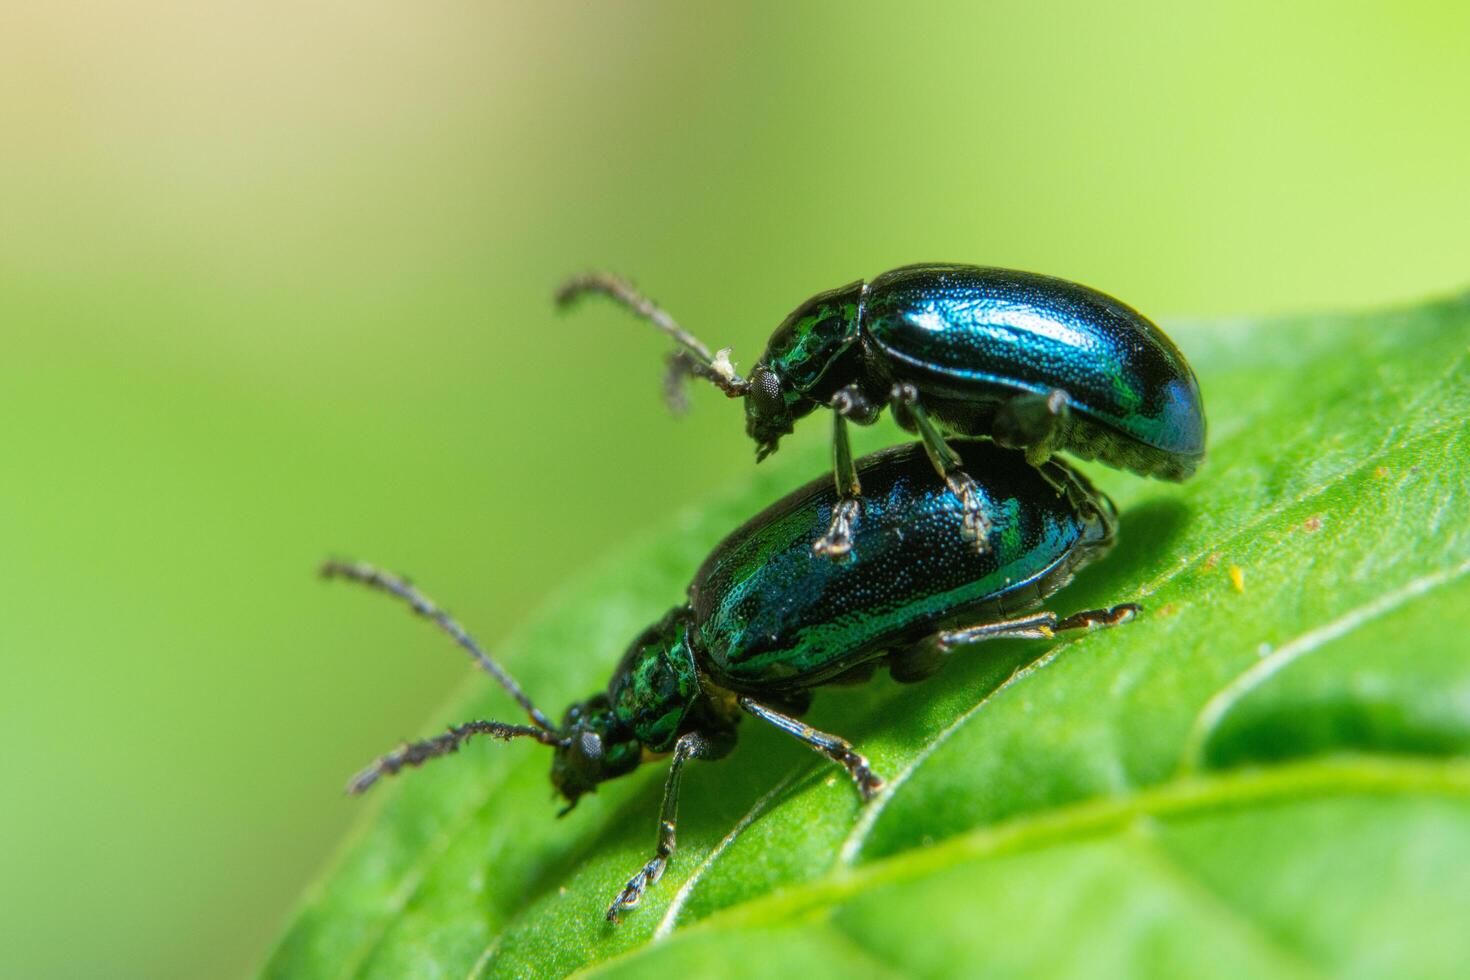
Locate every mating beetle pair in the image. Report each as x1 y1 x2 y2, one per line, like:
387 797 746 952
329 264 1204 923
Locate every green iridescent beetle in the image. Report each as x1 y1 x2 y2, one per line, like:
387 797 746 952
324 440 1136 922
558 263 1205 558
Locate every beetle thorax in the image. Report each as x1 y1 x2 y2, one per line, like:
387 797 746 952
744 279 872 457
607 608 703 753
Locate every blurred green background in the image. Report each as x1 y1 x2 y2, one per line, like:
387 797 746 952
2 2 1467 977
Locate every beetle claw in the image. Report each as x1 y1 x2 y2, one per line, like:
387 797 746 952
944 472 993 553
813 499 861 560
1054 603 1141 633
606 853 667 924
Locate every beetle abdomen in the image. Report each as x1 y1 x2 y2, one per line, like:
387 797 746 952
689 440 1114 690
862 264 1206 474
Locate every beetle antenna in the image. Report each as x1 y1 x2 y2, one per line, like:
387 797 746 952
661 348 747 414
321 560 557 733
348 719 564 795
556 272 748 402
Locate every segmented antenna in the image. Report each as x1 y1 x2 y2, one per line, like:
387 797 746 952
320 560 556 733
556 272 748 403
348 720 562 795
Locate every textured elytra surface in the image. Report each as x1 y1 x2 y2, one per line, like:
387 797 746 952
263 294 1470 979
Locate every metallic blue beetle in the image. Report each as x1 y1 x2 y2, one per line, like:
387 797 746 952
558 264 1206 557
324 440 1136 922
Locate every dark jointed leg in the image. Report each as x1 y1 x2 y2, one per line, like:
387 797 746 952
606 731 710 923
890 604 1140 683
348 720 560 795
993 387 1071 467
992 387 1103 510
889 382 992 551
1052 604 1140 632
941 603 1139 646
739 696 884 800
813 384 878 559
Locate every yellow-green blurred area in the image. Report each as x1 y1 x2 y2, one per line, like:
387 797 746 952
1 2 1466 977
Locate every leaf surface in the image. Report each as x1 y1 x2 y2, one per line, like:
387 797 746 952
263 295 1470 979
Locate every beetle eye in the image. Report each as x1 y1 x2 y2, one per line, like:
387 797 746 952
749 367 785 416
578 730 604 762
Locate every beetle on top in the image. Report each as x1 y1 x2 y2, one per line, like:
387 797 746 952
558 264 1206 559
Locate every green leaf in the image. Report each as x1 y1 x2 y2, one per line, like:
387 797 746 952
262 294 1470 979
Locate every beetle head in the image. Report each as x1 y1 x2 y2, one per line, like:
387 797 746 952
743 364 797 459
745 280 866 459
550 694 640 812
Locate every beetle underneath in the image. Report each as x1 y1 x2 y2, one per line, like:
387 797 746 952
325 441 1137 922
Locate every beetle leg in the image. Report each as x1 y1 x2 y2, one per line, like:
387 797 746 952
1051 603 1141 633
889 383 992 551
993 388 1071 467
892 603 1139 682
738 696 884 800
812 386 873 559
939 603 1139 647
606 731 709 923
893 603 1139 682
1029 448 1106 515
937 610 1069 646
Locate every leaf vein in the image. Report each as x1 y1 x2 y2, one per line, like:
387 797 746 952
653 769 800 940
1179 553 1470 771
837 641 1072 865
581 755 1470 975
1123 823 1327 979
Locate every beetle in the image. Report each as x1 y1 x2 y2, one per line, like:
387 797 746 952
323 440 1137 922
557 263 1205 558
